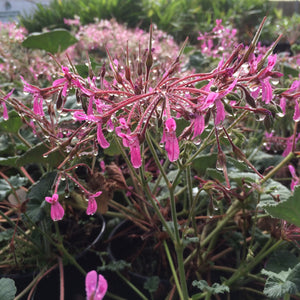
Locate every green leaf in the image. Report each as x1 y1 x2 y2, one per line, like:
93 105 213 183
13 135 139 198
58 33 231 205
266 250 300 273
144 276 160 293
205 168 225 183
103 137 121 156
27 172 57 222
0 228 14 242
0 175 28 201
0 156 18 167
192 280 229 294
97 260 131 272
0 278 16 300
22 29 78 54
16 142 65 168
261 186 300 227
0 111 22 134
192 153 218 176
262 263 300 298
28 172 57 201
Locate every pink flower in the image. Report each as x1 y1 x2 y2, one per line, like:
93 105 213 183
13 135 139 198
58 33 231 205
97 123 110 149
85 270 107 300
119 133 142 168
86 191 102 215
1 89 14 120
73 111 110 149
215 99 226 125
53 66 82 98
161 118 179 162
45 194 64 221
116 118 142 168
294 100 300 122
192 114 205 139
21 76 45 116
288 165 300 191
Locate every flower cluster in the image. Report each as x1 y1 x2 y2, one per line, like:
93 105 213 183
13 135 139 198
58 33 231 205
197 19 238 59
1 19 287 221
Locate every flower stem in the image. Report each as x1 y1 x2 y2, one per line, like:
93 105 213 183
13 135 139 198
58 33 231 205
259 151 294 184
116 271 148 300
163 240 184 300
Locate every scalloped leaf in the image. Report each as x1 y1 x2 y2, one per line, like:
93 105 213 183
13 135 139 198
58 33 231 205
16 142 65 168
0 278 16 300
0 111 22 134
22 29 78 54
262 263 300 298
262 186 300 227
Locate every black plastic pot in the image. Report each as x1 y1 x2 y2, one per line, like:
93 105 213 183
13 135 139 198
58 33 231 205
107 220 171 300
2 213 106 300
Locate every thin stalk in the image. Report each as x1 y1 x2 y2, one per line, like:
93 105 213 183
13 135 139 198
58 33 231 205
14 269 47 300
224 239 283 287
116 271 148 300
145 131 170 186
17 130 32 148
260 151 294 184
186 164 197 232
58 257 65 300
146 131 189 298
168 183 189 299
200 199 241 248
163 240 184 300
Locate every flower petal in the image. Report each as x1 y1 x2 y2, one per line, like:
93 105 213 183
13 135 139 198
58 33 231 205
50 201 64 221
86 270 97 300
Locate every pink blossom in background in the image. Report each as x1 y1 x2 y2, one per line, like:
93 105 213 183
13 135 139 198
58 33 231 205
86 271 107 300
45 194 64 221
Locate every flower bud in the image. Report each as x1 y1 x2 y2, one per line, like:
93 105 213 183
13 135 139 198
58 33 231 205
125 66 131 81
146 52 153 71
138 61 143 76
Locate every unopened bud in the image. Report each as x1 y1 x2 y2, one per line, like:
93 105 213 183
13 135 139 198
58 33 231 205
245 91 256 108
115 72 123 85
100 63 106 78
138 62 143 76
226 92 240 101
56 89 63 111
210 85 218 92
125 66 131 81
146 52 153 70
274 88 288 95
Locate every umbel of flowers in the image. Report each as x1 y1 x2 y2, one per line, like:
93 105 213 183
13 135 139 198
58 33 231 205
1 18 297 298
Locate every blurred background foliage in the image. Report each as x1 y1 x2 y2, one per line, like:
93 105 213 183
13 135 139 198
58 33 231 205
19 0 279 44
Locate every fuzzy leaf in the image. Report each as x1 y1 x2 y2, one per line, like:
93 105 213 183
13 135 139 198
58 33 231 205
0 228 14 242
0 156 18 167
22 29 78 54
0 175 28 201
192 280 229 295
262 263 300 298
97 260 130 272
261 186 300 227
0 278 16 300
144 276 160 293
